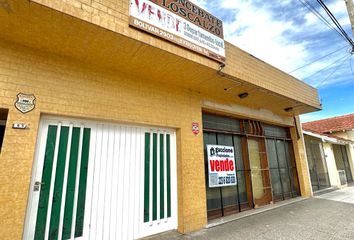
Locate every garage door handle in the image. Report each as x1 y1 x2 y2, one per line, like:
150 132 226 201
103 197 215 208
33 181 45 192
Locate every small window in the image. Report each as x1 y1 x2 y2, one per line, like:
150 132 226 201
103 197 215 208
202 113 240 132
0 108 8 152
263 124 289 138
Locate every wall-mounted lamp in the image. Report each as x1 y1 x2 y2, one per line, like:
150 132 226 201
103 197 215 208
219 63 226 71
284 107 293 112
238 92 249 99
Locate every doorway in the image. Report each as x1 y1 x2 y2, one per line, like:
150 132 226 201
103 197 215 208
203 131 251 220
304 137 331 191
267 139 301 200
247 137 272 207
333 144 353 183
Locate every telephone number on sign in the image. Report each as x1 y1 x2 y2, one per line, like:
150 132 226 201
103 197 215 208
218 176 236 185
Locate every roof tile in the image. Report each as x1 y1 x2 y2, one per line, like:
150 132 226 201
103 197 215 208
302 113 354 133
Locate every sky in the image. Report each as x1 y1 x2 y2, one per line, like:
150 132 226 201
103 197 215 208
190 0 354 122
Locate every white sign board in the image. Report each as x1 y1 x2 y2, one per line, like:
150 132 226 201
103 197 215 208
207 145 237 188
129 0 225 62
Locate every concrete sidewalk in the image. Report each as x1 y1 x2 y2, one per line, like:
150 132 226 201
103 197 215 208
144 186 354 240
315 185 354 204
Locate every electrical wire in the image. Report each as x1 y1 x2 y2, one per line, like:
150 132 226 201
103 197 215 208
316 0 354 47
316 54 352 88
316 0 354 44
303 53 350 80
288 45 349 73
297 0 349 43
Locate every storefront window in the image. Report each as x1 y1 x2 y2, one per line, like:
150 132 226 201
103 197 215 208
266 138 300 201
203 113 299 220
203 132 222 219
264 124 289 138
203 114 240 132
333 144 353 183
304 137 331 191
203 131 248 219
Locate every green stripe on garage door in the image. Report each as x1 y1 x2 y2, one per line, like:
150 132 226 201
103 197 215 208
143 133 150 223
49 126 69 239
167 134 171 218
34 125 58 240
75 128 91 237
62 127 80 239
153 133 158 221
144 132 172 223
160 134 164 219
34 125 91 240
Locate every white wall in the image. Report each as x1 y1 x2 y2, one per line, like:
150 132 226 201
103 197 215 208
345 131 354 180
323 143 341 187
347 130 354 141
346 144 354 181
331 130 354 183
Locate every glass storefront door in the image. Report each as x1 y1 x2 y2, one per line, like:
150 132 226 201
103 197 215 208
267 139 301 200
333 145 353 183
304 137 331 191
248 138 272 207
203 131 250 220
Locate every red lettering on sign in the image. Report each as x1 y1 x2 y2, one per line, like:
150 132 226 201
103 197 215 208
209 158 235 172
210 160 215 171
230 160 234 171
215 160 220 171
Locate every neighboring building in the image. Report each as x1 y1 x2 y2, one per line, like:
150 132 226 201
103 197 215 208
303 131 354 191
302 113 354 141
0 1 321 240
303 114 354 191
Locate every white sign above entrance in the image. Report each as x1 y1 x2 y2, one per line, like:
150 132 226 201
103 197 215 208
129 0 226 62
207 145 237 188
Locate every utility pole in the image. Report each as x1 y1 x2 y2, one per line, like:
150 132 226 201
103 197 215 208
345 0 354 36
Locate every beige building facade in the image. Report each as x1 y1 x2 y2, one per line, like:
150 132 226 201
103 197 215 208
303 114 354 191
0 1 321 239
303 131 354 191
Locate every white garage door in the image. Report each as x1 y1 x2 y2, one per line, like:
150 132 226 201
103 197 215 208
24 116 177 240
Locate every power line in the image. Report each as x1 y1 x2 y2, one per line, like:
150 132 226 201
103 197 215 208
297 0 349 43
316 0 354 48
316 54 351 87
303 53 350 79
288 45 349 73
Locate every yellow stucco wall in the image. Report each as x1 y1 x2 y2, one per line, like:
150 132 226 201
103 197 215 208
0 38 314 239
27 0 320 109
0 39 210 239
0 1 318 239
290 117 312 197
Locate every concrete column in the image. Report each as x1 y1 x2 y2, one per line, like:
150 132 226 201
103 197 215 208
291 116 313 197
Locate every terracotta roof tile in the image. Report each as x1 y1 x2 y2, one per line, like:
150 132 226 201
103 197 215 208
302 113 354 133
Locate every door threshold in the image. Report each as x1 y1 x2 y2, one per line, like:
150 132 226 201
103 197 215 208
313 186 340 196
206 197 307 229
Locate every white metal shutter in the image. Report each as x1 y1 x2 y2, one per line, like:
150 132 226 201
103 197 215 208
87 124 177 239
24 117 177 240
